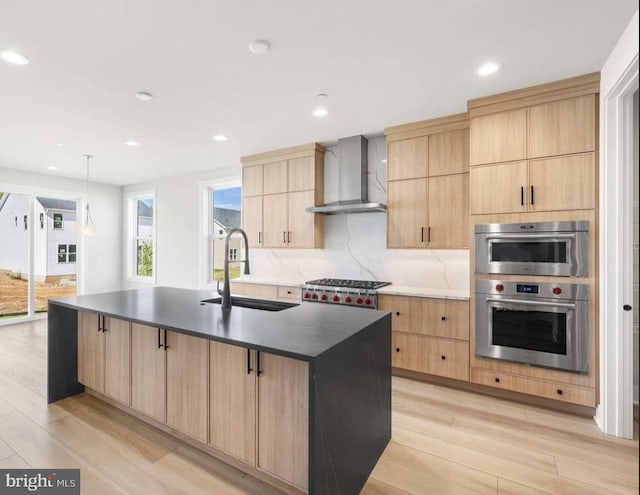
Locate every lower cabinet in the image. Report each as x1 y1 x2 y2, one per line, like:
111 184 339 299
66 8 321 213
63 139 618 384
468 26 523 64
392 332 469 381
78 311 131 406
131 324 166 422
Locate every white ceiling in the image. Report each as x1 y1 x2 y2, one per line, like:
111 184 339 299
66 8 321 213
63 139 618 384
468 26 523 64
0 0 637 185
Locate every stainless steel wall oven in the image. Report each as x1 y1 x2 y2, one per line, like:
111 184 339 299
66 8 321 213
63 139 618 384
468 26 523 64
475 280 589 373
475 221 589 277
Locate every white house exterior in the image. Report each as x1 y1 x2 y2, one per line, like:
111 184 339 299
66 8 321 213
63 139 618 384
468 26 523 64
0 193 78 281
212 207 242 271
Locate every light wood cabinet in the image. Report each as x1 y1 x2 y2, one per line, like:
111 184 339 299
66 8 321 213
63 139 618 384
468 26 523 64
379 295 469 341
229 282 279 299
469 161 528 215
78 311 104 393
78 312 130 405
428 128 469 176
528 95 596 158
387 136 428 181
104 317 131 406
470 108 527 165
242 196 263 248
131 323 166 423
258 352 309 490
277 285 302 301
166 331 209 443
392 332 469 381
470 368 595 407
385 114 470 249
242 143 324 250
209 342 256 465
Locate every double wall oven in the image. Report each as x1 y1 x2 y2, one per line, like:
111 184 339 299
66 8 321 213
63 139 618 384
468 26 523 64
474 221 590 374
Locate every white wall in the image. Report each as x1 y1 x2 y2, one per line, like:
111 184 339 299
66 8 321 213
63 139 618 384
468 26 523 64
123 136 469 292
0 166 122 294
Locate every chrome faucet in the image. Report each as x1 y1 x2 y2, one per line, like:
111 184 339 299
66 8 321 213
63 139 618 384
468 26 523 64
217 227 250 310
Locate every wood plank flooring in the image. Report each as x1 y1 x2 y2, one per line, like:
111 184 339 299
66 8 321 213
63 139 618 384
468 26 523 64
0 319 637 495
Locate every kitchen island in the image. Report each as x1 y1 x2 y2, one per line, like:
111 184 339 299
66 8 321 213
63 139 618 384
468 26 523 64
47 286 391 495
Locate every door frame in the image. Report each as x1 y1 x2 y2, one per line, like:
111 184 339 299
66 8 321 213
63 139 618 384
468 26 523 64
597 10 639 439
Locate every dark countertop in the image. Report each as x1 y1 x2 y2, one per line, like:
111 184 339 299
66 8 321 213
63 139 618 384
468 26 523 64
50 286 390 361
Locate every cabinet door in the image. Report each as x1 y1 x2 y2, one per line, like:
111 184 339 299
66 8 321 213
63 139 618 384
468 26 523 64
166 331 209 443
428 174 469 248
288 156 315 192
470 109 527 165
392 333 469 381
528 153 595 212
210 342 256 465
258 353 308 490
428 129 469 176
262 193 288 247
387 136 428 181
528 95 596 158
387 178 428 248
288 190 318 248
131 323 166 423
263 160 288 195
77 311 104 393
243 165 263 197
242 196 263 248
230 282 279 299
104 317 131 406
469 162 527 215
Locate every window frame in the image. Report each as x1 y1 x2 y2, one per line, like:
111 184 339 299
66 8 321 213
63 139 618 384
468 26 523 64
52 212 64 230
57 243 77 264
127 190 157 283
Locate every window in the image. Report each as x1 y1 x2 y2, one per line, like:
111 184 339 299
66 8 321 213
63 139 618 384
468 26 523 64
53 213 63 229
23 215 27 230
206 184 242 283
128 192 156 281
57 244 77 263
40 213 44 229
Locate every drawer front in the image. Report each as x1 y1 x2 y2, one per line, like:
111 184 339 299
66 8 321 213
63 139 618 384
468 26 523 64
277 286 302 301
229 282 278 300
379 295 469 341
470 368 595 407
392 332 469 381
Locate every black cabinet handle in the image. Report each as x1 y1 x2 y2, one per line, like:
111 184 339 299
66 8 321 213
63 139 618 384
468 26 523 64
157 328 162 348
520 186 524 206
287 231 291 243
102 316 108 333
623 304 632 311
256 351 262 376
287 290 292 294
258 232 262 244
495 377 500 383
98 315 102 332
247 348 253 375
283 231 286 243
427 226 431 243
441 355 446 360
164 329 169 350
557 389 563 396
395 348 400 353
421 226 425 243
441 316 446 321
530 185 535 205
396 311 400 316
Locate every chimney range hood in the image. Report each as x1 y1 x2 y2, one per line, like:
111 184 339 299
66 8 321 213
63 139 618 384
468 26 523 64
306 135 386 215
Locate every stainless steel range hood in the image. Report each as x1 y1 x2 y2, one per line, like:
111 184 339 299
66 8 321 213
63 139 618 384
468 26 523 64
306 135 387 215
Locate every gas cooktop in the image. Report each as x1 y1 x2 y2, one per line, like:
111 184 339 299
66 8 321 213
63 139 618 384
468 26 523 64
302 279 391 308
304 279 391 290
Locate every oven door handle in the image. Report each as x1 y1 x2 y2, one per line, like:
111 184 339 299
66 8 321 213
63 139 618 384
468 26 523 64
486 297 576 310
485 233 576 241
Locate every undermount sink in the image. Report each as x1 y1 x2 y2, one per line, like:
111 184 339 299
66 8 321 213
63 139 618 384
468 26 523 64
201 296 299 312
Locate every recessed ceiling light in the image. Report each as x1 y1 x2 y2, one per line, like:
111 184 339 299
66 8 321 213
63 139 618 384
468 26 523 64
0 50 29 65
47 165 57 171
381 159 387 164
125 140 140 146
248 40 271 55
135 91 153 101
213 134 229 142
55 142 64 147
312 107 328 118
476 61 503 76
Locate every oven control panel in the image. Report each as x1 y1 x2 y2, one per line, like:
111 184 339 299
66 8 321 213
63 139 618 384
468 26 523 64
477 280 588 301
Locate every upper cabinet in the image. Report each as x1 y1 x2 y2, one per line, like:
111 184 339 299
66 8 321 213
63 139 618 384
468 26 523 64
241 143 324 249
385 113 470 249
467 72 600 216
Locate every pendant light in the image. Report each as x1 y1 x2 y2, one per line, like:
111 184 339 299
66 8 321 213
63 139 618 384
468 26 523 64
82 154 97 236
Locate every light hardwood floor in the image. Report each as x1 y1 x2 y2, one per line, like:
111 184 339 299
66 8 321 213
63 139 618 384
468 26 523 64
0 319 637 494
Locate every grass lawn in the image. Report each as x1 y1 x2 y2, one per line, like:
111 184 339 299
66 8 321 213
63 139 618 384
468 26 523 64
212 265 241 281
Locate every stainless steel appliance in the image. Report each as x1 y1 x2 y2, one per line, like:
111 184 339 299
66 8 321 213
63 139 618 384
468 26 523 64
475 280 589 373
475 221 589 277
302 279 391 309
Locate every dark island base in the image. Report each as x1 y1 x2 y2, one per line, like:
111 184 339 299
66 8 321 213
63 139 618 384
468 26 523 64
47 299 391 495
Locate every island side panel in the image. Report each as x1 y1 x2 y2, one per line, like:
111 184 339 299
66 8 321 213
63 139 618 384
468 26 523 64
47 302 84 402
310 313 391 495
